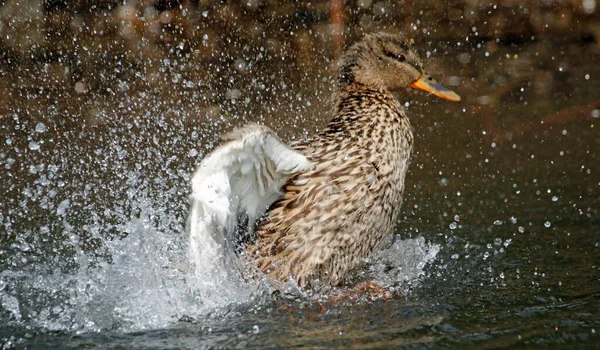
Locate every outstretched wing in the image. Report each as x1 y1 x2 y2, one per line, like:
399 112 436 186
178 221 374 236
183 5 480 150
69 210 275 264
187 124 314 279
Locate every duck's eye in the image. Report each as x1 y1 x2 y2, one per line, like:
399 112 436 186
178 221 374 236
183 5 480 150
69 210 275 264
384 51 406 62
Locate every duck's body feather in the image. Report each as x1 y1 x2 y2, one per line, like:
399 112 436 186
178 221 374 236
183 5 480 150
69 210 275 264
247 84 413 285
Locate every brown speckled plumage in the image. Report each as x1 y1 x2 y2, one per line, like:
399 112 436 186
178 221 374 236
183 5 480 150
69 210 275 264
244 32 459 286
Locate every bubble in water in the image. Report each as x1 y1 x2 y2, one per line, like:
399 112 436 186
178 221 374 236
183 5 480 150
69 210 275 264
551 196 559 202
544 221 552 228
451 253 459 260
449 222 457 230
493 220 503 226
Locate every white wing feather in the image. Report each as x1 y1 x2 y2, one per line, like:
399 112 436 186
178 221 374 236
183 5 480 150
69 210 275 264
187 124 313 281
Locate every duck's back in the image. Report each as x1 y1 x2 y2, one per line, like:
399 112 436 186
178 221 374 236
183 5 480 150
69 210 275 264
247 84 414 286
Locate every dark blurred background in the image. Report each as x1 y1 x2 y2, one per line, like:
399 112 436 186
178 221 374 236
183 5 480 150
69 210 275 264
1 0 599 123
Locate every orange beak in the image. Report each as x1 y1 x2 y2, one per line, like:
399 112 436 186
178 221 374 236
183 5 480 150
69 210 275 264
409 74 461 102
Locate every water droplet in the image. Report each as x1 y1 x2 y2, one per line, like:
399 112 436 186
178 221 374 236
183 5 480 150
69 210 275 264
226 89 242 99
35 122 47 133
75 81 89 94
28 141 40 151
357 0 373 9
478 95 491 104
57 199 70 216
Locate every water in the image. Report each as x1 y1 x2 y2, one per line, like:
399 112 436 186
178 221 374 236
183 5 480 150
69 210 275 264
1 34 599 348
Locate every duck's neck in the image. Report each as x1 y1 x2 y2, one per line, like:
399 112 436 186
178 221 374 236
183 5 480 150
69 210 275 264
323 82 408 138
322 81 413 208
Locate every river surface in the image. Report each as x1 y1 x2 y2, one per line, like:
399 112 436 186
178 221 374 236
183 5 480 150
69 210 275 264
1 35 599 348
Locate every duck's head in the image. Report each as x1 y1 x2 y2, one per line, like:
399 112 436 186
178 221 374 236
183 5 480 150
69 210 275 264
339 32 461 102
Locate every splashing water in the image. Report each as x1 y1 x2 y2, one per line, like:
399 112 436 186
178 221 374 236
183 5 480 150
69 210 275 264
0 194 439 334
0 193 264 333
0 94 441 335
369 237 440 288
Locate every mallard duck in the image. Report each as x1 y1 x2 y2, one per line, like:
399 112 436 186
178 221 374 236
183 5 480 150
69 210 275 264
188 32 460 288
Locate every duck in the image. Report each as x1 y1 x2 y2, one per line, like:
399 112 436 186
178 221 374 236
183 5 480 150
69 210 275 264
187 32 460 289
